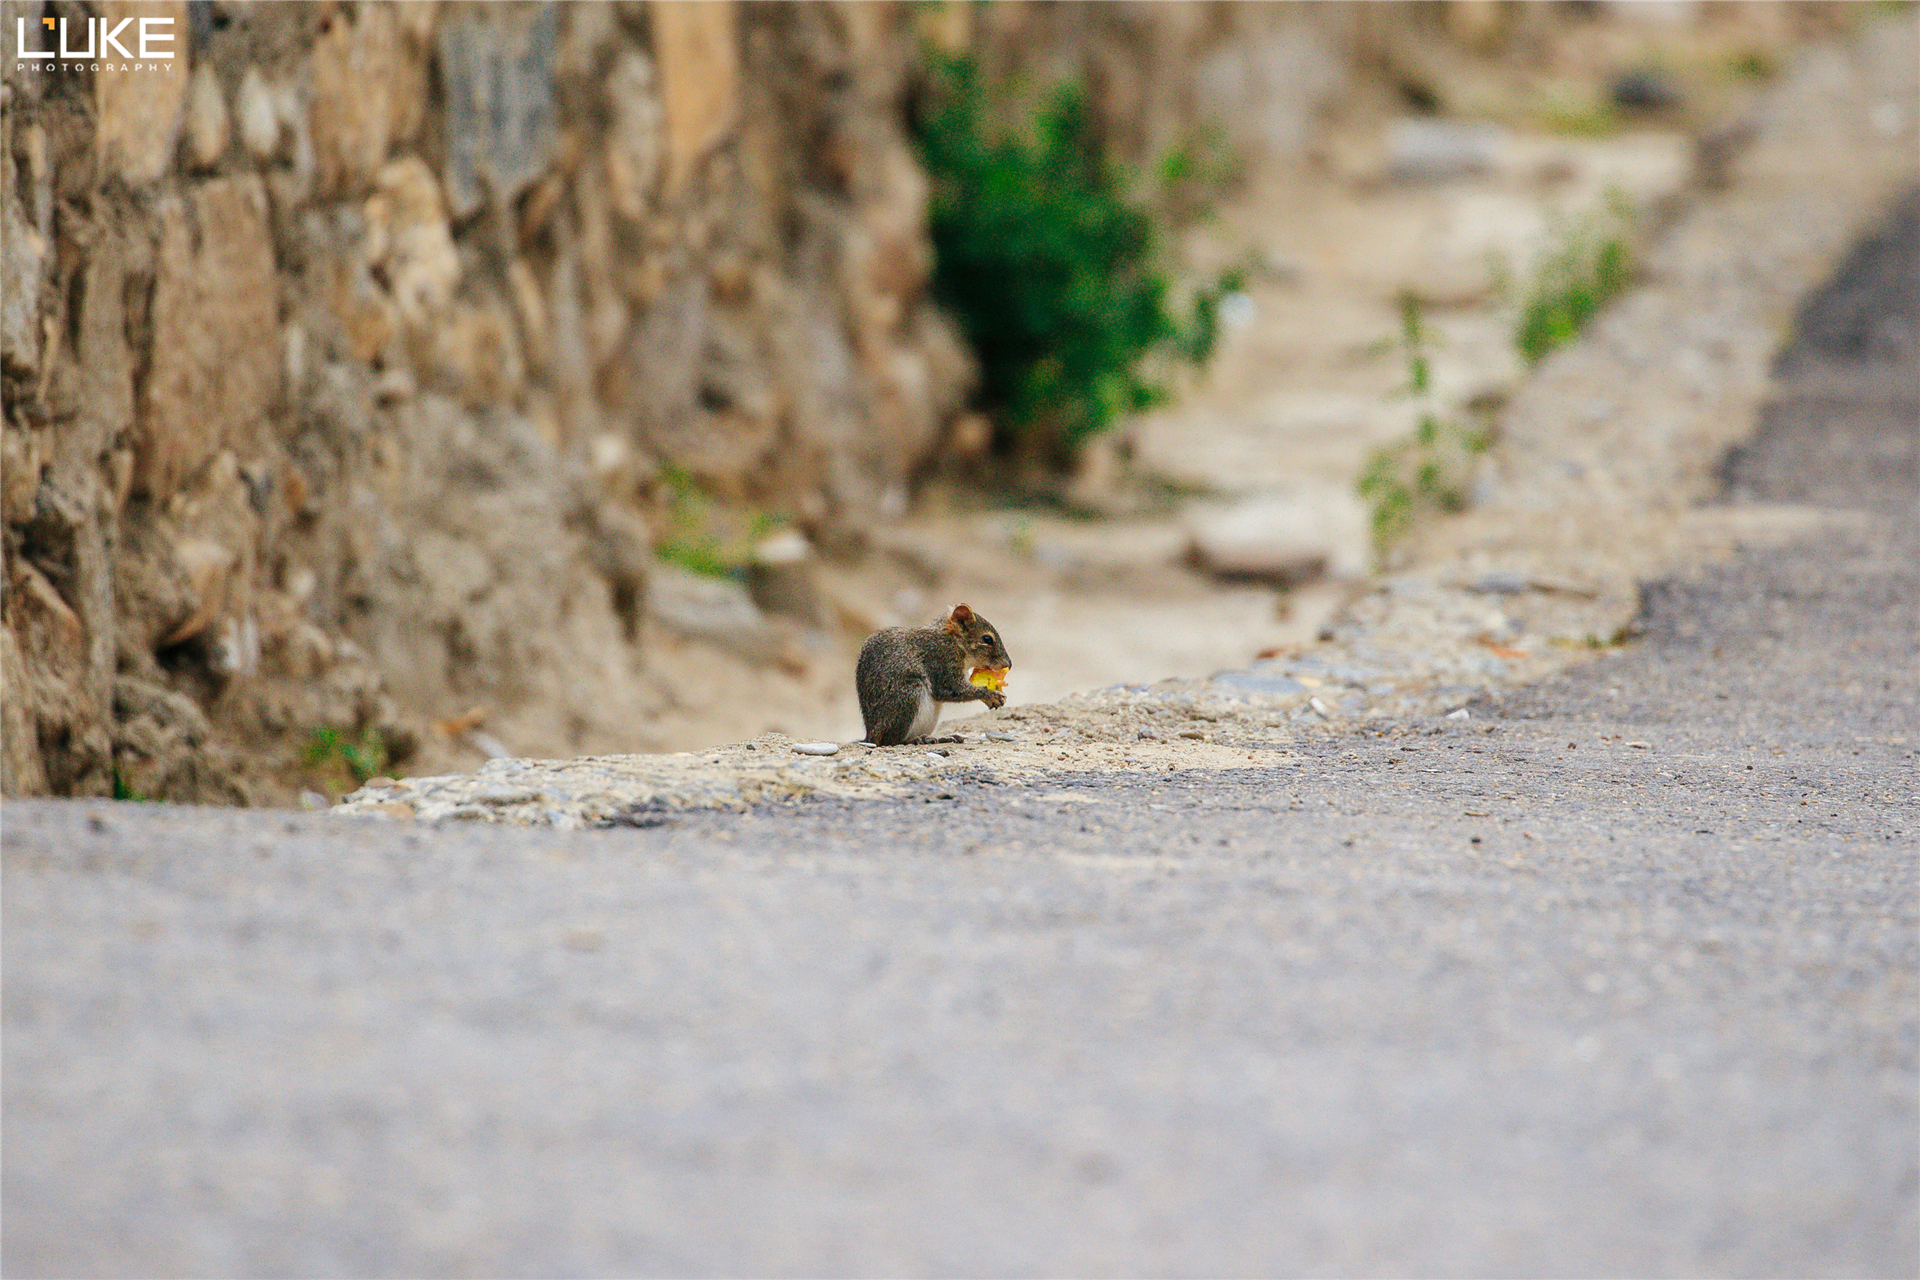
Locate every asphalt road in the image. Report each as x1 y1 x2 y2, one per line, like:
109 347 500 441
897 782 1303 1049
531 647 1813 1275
4 201 1915 1277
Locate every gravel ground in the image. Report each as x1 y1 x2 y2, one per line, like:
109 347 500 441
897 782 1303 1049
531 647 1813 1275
4 191 1916 1276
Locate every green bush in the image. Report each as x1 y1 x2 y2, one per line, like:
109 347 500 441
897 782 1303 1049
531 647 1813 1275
914 53 1239 461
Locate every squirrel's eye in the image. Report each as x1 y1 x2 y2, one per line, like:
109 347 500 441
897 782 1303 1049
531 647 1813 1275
984 635 997 646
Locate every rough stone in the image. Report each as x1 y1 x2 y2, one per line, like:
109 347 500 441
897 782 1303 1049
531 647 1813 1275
62 239 138 478
109 674 248 803
436 5 559 218
1194 18 1346 160
0 180 44 378
580 502 653 642
236 66 281 160
309 2 429 197
0 430 39 528
1 546 112 796
1386 119 1505 183
652 0 739 197
158 539 239 647
409 530 495 627
366 158 460 330
7 557 86 682
605 50 665 221
137 176 280 500
746 530 823 626
110 507 197 662
0 626 50 794
111 675 211 744
184 64 229 170
620 269 708 445
427 297 526 408
1186 493 1372 586
646 564 780 664
92 1 188 185
505 259 550 369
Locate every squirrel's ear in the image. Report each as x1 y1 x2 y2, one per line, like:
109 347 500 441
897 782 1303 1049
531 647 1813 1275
950 603 974 623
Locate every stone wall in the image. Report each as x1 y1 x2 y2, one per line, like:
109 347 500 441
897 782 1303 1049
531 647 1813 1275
4 0 1809 800
951 1 1355 169
2 0 973 800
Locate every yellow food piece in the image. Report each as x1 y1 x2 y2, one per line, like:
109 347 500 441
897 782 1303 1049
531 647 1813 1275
970 667 1008 691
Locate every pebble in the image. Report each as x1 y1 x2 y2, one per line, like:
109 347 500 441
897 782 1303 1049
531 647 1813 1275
1466 572 1532 596
1386 119 1503 182
469 732 511 760
791 742 840 757
985 731 1019 742
1213 671 1308 698
1220 291 1257 332
237 67 281 160
1309 697 1335 718
1447 708 1472 721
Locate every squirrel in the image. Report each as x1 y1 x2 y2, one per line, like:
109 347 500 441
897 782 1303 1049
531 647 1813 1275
856 603 1011 746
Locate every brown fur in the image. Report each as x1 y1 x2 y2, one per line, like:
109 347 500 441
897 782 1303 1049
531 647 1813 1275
856 604 1012 746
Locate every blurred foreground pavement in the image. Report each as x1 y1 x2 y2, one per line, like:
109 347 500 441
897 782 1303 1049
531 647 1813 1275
3 195 1915 1277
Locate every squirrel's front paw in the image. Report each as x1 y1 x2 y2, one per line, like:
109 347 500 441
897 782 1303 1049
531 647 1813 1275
980 688 1006 710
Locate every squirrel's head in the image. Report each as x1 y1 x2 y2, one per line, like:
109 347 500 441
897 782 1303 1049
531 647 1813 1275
942 603 1011 670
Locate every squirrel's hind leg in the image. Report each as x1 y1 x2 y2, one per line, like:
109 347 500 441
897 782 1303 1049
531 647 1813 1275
866 684 938 747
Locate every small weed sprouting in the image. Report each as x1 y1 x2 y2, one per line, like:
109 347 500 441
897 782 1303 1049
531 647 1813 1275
1357 412 1488 552
1540 102 1623 139
303 726 390 792
1729 50 1779 81
1398 292 1432 395
1516 206 1634 366
1548 623 1641 651
1357 295 1496 557
651 466 784 581
655 535 738 581
653 465 735 580
1155 122 1242 227
913 52 1242 464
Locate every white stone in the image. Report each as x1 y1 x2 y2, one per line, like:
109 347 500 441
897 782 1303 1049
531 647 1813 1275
237 67 281 160
1387 119 1504 183
1186 491 1370 585
186 65 229 169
